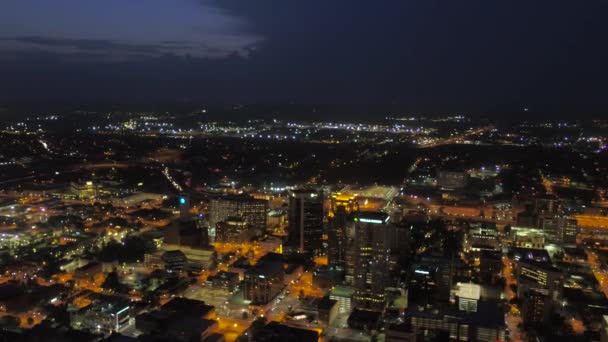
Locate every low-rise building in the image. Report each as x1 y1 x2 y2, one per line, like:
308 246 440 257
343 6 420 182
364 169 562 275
207 271 240 292
70 298 132 335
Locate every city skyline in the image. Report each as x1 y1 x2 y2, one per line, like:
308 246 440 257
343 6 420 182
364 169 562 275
1 2 608 342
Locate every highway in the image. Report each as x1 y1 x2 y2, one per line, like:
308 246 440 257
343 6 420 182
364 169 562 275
418 125 495 148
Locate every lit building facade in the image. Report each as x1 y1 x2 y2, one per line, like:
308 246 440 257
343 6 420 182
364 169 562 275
437 170 468 190
71 300 131 335
215 217 249 243
209 195 268 230
328 193 358 269
511 226 545 249
243 257 285 305
352 212 393 310
516 260 563 301
521 289 551 326
288 189 324 253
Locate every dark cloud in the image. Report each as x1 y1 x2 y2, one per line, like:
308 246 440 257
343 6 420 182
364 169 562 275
0 0 607 116
0 35 258 61
3 36 170 54
0 0 262 60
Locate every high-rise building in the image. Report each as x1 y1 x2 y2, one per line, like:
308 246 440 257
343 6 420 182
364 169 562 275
517 198 563 233
328 193 358 269
164 193 209 248
345 214 407 285
479 250 503 284
517 198 577 243
516 203 538 227
516 260 563 301
534 197 562 216
455 283 481 313
409 255 454 306
161 250 188 272
243 253 285 305
408 264 437 307
179 193 190 220
209 195 268 230
329 285 354 314
558 217 579 243
464 222 499 254
352 212 393 310
521 289 551 326
215 217 250 244
164 219 209 249
288 189 324 253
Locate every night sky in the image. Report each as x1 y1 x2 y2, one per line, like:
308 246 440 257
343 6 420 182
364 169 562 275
1 0 607 116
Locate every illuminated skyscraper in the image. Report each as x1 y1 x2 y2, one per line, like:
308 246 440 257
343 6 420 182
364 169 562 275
179 193 190 220
164 193 209 248
352 212 393 310
328 193 358 270
288 189 324 253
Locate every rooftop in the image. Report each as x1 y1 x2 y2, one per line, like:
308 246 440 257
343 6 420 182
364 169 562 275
252 321 319 342
340 185 398 201
354 211 390 224
161 297 215 317
317 296 338 310
406 299 505 328
330 285 354 298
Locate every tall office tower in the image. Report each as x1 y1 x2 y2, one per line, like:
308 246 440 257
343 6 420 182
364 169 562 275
516 260 564 302
521 289 551 326
408 264 437 307
209 195 268 229
534 198 567 242
516 203 538 227
558 217 578 244
328 193 358 269
344 232 356 285
288 189 324 253
164 219 209 249
352 212 393 310
534 197 562 216
164 193 209 248
243 253 285 305
179 193 190 220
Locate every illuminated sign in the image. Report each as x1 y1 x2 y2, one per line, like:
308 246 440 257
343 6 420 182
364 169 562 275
359 218 383 224
180 197 186 205
116 306 130 315
357 216 390 224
